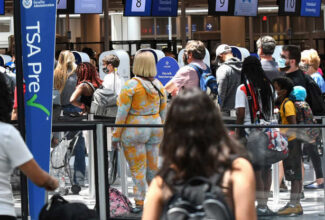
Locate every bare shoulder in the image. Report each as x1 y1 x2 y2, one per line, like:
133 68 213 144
232 157 253 171
230 157 254 182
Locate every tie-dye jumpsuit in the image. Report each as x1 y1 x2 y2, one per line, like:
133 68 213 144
112 77 167 206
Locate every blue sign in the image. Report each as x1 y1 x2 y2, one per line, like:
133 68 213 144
192 24 197 32
20 0 57 219
301 0 321 17
124 0 152 16
152 0 178 17
156 57 179 86
206 23 213 31
0 0 4 15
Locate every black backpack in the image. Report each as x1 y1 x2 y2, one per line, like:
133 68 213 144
161 174 234 220
39 194 98 220
303 73 325 116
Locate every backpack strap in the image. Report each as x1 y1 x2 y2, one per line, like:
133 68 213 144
82 81 96 92
244 82 256 124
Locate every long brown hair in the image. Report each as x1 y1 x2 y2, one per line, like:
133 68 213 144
158 88 245 186
76 62 102 88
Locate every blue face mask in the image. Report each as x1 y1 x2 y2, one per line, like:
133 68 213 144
277 58 287 69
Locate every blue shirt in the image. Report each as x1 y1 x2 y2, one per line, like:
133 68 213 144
311 72 325 93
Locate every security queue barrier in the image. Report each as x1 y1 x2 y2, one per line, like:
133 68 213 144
13 119 325 219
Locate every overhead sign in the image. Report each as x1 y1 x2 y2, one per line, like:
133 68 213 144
57 0 67 9
279 0 301 15
156 57 179 86
75 0 103 14
0 0 4 15
124 0 152 16
20 0 57 219
301 0 321 16
208 0 235 16
151 0 179 16
234 0 258 16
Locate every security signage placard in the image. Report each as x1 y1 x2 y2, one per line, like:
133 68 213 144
20 0 57 219
124 0 152 16
301 0 321 17
156 57 179 86
151 0 178 17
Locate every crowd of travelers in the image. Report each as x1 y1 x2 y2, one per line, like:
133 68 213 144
1 38 325 219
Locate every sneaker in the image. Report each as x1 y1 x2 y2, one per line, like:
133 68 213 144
256 205 277 216
304 182 324 189
278 203 303 216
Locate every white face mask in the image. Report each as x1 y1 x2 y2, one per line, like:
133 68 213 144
299 62 310 72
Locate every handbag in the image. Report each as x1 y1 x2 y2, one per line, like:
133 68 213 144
244 83 288 166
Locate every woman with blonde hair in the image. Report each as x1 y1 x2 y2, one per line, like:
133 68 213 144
300 49 325 93
54 50 77 93
112 51 167 211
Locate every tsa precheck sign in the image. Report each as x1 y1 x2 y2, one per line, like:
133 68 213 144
20 0 57 219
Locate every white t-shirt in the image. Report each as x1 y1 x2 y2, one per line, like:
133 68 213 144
0 122 33 216
102 72 124 95
235 84 252 126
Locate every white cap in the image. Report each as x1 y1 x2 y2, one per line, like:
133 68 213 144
216 44 232 57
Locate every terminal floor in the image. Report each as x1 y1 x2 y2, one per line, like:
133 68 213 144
13 160 325 219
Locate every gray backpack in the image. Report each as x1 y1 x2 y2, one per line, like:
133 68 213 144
90 76 118 118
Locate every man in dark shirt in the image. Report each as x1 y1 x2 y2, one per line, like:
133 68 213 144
280 45 306 88
257 36 283 81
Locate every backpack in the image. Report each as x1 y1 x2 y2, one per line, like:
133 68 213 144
188 63 219 99
88 79 118 118
39 194 98 220
109 187 132 217
283 99 320 143
161 173 234 220
303 73 325 116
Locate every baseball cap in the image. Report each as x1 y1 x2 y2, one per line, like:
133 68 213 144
216 44 232 57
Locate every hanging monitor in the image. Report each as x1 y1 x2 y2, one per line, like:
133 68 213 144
278 0 301 16
0 0 4 15
208 0 235 16
57 0 67 9
151 0 179 17
300 0 321 17
234 0 258 16
124 0 152 16
75 0 103 14
57 0 74 14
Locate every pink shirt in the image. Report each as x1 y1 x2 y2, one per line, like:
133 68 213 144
166 59 206 95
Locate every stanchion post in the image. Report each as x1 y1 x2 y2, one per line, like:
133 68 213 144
13 1 29 219
87 114 96 198
96 124 109 220
321 117 325 215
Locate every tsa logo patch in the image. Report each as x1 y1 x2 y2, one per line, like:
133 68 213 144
22 0 33 9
